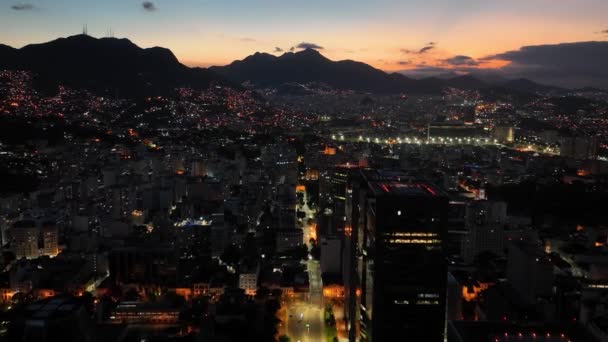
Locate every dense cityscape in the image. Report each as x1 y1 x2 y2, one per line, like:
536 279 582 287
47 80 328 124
2 1 608 341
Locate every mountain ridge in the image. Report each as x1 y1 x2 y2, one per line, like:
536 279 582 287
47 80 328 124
211 49 560 94
0 35 563 96
0 34 229 97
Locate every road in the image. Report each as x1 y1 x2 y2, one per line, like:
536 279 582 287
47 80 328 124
298 190 317 249
308 260 323 307
279 188 325 341
283 299 324 342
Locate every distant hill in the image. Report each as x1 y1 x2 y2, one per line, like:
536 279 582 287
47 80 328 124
498 78 560 94
0 35 561 97
211 49 424 93
0 35 228 97
211 49 559 95
0 44 18 69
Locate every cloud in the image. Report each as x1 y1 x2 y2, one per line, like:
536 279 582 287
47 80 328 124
601 29 608 34
296 42 324 50
289 47 295 52
397 60 411 65
274 47 284 53
401 42 437 55
398 66 454 79
239 37 256 42
442 55 479 66
398 41 608 88
419 45 435 54
483 41 608 88
142 1 157 11
11 3 34 10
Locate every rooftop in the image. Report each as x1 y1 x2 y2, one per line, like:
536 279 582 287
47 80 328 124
362 169 444 198
24 296 83 320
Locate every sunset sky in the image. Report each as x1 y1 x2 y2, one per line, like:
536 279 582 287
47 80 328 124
2 0 608 73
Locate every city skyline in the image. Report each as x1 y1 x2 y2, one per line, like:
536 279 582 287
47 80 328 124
2 0 608 77
3 2 608 342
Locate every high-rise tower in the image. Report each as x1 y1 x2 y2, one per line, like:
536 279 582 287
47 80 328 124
345 169 449 342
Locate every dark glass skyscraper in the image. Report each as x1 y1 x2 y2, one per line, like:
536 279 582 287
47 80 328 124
345 169 449 342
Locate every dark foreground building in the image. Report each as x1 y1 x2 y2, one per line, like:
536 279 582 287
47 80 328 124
6 296 95 342
344 169 449 342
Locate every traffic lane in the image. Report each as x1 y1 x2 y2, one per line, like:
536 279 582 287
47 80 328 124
286 302 323 342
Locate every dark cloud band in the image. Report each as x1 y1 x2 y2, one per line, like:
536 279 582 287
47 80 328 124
401 43 436 55
443 55 479 66
296 42 323 50
11 3 34 11
142 1 157 11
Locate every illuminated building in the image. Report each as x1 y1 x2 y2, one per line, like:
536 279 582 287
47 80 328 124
305 169 319 181
559 136 598 160
447 272 463 321
461 201 507 263
191 159 208 177
461 281 492 302
322 273 345 300
320 238 342 274
109 301 180 324
448 321 582 342
276 183 297 230
346 169 449 342
463 106 476 125
276 228 303 253
493 126 515 143
343 172 361 342
427 122 480 139
507 241 554 306
11 220 39 260
238 262 260 296
109 244 177 285
210 213 228 258
329 165 359 236
10 296 95 342
41 221 59 257
323 146 337 155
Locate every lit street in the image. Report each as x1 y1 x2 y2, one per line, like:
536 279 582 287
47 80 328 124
283 300 324 342
279 189 325 341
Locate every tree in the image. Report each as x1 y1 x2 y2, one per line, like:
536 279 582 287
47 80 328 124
11 292 27 306
270 288 283 298
165 292 186 307
310 243 320 260
285 244 309 261
255 286 270 301
81 291 95 315
221 244 242 265
124 288 139 301
279 335 291 342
